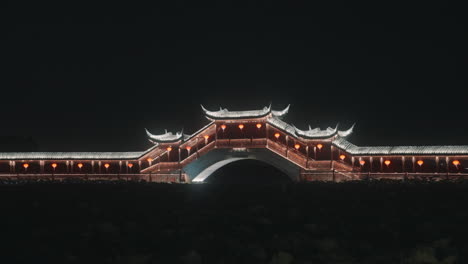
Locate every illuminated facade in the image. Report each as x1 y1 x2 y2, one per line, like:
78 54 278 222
1 105 467 182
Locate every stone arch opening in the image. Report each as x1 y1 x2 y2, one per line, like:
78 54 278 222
192 157 294 184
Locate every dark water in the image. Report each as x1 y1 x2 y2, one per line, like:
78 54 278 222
1 178 468 264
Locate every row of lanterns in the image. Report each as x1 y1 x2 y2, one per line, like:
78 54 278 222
356 159 461 166
220 123 263 131
21 162 134 171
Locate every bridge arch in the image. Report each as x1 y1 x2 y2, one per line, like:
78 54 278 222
183 148 301 183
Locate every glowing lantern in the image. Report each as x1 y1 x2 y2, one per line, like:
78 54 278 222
317 144 323 150
238 124 244 130
274 133 280 139
186 146 192 151
128 163 133 168
166 146 172 152
294 144 300 150
453 160 460 166
147 158 153 163
77 163 83 169
220 124 226 131
256 123 262 129
23 163 29 169
359 160 366 166
340 154 346 160
51 163 57 169
204 135 209 139
384 160 391 166
417 160 424 166
104 163 110 169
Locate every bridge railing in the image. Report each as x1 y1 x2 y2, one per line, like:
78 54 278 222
215 138 267 148
0 173 185 183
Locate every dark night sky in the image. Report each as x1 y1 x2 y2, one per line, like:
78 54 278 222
2 1 466 152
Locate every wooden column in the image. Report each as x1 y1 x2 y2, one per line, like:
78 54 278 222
380 157 383 172
330 145 334 169
435 156 439 173
445 157 449 173
369 157 373 172
98 161 101 174
40 160 44 173
401 156 405 172
91 161 95 173
214 123 218 147
412 157 415 173
351 157 355 171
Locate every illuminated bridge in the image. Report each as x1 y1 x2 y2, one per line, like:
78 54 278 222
1 105 468 182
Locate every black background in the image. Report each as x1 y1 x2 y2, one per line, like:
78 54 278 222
2 1 466 152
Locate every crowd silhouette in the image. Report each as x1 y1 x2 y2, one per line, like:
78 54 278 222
1 177 467 264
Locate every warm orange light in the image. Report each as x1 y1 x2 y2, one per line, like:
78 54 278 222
417 160 424 166
23 163 29 169
186 146 192 151
128 163 134 168
453 160 460 166
384 160 391 166
294 144 300 150
340 154 346 160
147 158 153 162
104 163 110 169
317 144 323 150
220 124 226 130
238 124 244 130
359 160 366 166
77 163 83 169
204 135 209 140
166 146 172 151
274 133 280 139
51 163 57 168
256 123 262 129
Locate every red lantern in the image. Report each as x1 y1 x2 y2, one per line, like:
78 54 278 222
147 158 153 163
23 163 29 169
128 163 133 168
294 144 300 150
104 163 110 169
339 154 346 160
166 146 172 152
417 160 424 166
77 163 83 169
185 146 191 151
274 133 280 139
220 124 226 131
238 124 244 130
384 160 391 166
256 123 262 129
51 163 57 169
453 160 460 166
317 144 323 150
204 135 209 140
359 160 366 166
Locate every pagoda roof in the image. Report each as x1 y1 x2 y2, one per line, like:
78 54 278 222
145 129 184 143
267 116 354 139
333 137 468 156
201 104 289 120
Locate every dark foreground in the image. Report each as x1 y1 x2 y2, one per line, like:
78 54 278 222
1 179 467 264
